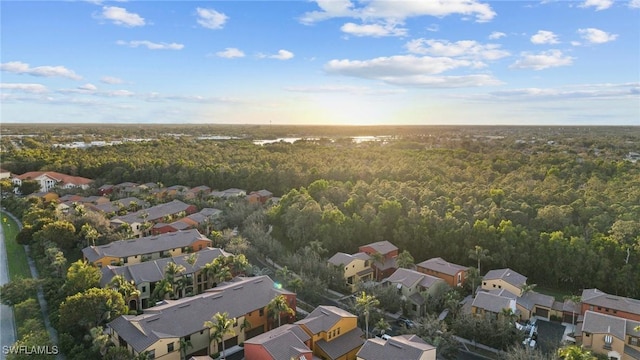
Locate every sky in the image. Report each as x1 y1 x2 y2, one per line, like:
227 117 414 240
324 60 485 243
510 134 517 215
1 0 639 126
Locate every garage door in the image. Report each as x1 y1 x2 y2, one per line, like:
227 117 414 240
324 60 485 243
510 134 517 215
535 307 549 318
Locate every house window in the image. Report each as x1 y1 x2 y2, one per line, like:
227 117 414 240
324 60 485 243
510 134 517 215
629 337 639 346
122 257 128 264
598 307 602 311
412 304 418 311
498 285 502 289
184 335 191 342
259 309 264 316
147 349 155 359
492 284 496 288
604 335 613 349
483 282 487 286
167 342 174 352
337 328 340 335
142 286 146 293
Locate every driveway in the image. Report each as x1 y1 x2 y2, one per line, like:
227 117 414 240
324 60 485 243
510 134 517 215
536 319 566 354
0 216 17 360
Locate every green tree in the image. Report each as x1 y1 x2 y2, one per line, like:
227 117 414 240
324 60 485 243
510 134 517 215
108 275 141 301
369 252 385 281
266 294 295 329
557 345 597 360
373 318 390 336
469 245 491 275
0 278 39 306
58 288 126 339
81 223 99 247
18 179 40 195
396 250 415 269
64 260 102 295
35 220 77 250
164 262 186 298
204 312 235 358
355 291 379 339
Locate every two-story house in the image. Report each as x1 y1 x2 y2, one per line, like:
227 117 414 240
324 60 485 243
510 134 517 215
416 257 468 287
383 268 446 317
111 199 197 237
328 252 373 293
471 291 517 320
577 310 640 360
358 241 398 281
244 324 313 360
108 276 296 360
357 335 436 360
295 306 364 360
82 229 212 268
580 289 640 322
12 171 93 193
100 247 232 310
481 268 528 296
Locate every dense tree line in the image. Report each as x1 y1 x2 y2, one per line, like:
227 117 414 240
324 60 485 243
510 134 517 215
2 127 639 299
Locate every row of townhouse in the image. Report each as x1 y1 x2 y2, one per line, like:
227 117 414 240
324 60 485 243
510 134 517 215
244 305 436 360
108 276 296 360
110 199 199 237
100 247 232 310
10 171 93 193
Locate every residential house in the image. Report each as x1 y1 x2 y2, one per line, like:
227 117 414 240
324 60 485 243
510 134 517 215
247 190 273 205
82 229 212 268
295 306 364 360
98 184 114 196
358 241 398 281
113 182 141 197
416 257 468 288
160 185 190 199
27 191 59 203
12 171 93 193
357 335 436 360
481 268 528 297
577 310 640 360
100 247 232 310
184 186 212 200
581 289 640 322
108 276 296 360
383 268 446 317
328 252 373 293
90 197 149 216
516 291 556 321
471 291 517 320
111 199 197 237
0 168 11 179
244 324 313 360
210 188 247 199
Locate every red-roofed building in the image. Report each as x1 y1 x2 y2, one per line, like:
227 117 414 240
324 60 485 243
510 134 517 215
12 171 93 193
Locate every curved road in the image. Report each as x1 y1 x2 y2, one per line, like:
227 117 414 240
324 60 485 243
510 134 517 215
0 216 17 360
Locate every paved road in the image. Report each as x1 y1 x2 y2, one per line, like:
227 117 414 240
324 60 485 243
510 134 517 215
0 216 17 360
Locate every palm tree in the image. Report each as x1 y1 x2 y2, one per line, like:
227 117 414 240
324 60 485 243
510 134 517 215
150 278 173 302
266 295 295 329
276 266 292 283
176 276 193 297
373 318 391 336
228 254 249 276
202 260 221 288
557 345 596 360
355 291 380 339
164 262 186 298
179 337 193 360
396 250 415 269
108 275 141 301
563 295 582 326
204 312 235 359
369 252 385 281
468 245 491 275
520 283 537 295
287 277 303 294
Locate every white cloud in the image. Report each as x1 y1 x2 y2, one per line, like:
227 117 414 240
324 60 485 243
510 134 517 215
571 41 582 46
196 8 228 29
487 83 640 100
630 0 640 8
341 22 407 37
78 83 97 91
259 50 295 60
489 31 506 39
405 39 510 61
0 83 48 93
99 6 145 27
383 74 503 87
578 28 618 44
215 48 245 59
426 24 439 32
300 0 496 25
106 90 135 97
101 76 124 84
531 30 560 44
0 61 82 80
579 0 613 10
116 40 184 50
510 50 574 70
284 84 406 95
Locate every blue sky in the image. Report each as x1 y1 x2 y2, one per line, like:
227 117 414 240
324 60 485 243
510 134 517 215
1 0 639 125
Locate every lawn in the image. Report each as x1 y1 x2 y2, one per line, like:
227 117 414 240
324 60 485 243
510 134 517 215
1 212 32 280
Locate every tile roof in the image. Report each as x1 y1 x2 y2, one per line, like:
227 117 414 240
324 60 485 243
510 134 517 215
315 327 364 360
417 257 468 276
483 268 527 289
359 241 398 255
92 197 148 214
14 171 93 185
113 200 193 224
357 335 435 360
295 306 356 334
384 268 443 290
244 324 311 359
328 252 368 267
100 247 231 286
472 292 514 314
581 310 640 341
82 229 211 262
581 289 640 315
517 291 555 311
108 276 293 353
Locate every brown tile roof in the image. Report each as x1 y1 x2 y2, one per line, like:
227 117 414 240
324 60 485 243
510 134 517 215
14 171 93 185
328 252 369 267
357 335 435 360
417 257 468 276
384 268 443 289
359 241 398 255
295 306 356 334
315 327 364 360
244 324 311 359
581 288 640 315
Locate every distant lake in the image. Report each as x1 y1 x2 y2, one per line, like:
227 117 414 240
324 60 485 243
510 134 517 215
253 136 393 145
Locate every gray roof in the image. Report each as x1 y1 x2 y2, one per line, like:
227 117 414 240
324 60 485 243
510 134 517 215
384 268 443 290
357 335 435 360
100 247 231 286
295 306 357 334
328 252 369 267
374 257 397 271
108 276 293 353
581 310 640 341
417 257 468 276
581 288 640 315
92 197 148 214
472 292 513 314
244 324 311 359
360 241 398 255
113 200 192 224
517 291 555 311
315 327 364 360
483 268 527 289
82 229 211 262
254 189 273 197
